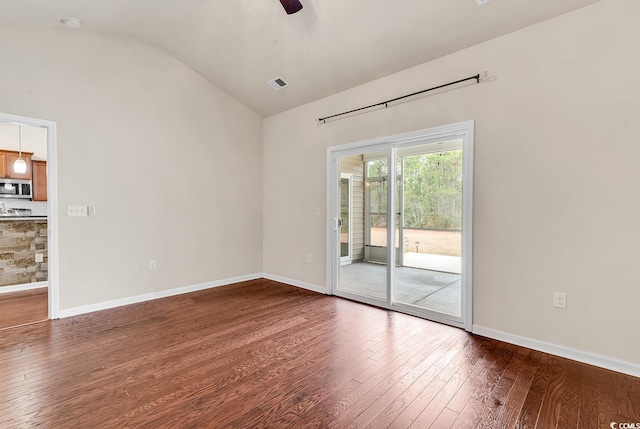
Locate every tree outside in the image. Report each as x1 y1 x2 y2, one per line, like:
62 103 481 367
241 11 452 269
402 149 462 230
366 150 462 256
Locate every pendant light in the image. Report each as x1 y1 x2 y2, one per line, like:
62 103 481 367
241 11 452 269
279 0 303 14
13 125 27 174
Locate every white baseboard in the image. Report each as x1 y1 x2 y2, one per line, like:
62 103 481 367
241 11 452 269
0 281 48 294
58 273 263 319
262 273 328 295
473 325 640 378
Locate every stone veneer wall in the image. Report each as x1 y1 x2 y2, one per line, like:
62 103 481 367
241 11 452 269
0 220 48 287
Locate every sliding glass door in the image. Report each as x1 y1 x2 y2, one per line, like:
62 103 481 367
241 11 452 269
335 150 389 303
393 140 463 319
328 122 473 329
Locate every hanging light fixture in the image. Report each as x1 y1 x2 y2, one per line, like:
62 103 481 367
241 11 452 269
279 0 303 14
14 125 27 174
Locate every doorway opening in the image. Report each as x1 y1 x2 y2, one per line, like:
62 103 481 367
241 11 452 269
0 112 58 329
327 121 473 329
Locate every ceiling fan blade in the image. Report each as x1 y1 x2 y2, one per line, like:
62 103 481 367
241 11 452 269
280 0 303 15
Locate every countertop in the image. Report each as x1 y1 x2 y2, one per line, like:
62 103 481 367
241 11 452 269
0 216 47 221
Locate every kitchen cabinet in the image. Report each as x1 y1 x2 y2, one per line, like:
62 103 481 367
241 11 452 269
0 153 6 178
32 160 47 201
0 149 33 180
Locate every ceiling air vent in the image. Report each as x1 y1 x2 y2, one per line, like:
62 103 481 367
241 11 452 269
267 77 290 91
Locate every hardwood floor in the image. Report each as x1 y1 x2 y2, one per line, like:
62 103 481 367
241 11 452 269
0 279 638 428
0 288 48 330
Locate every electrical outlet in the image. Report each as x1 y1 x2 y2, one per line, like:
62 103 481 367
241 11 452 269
149 259 157 270
306 254 312 264
35 253 44 263
88 205 96 216
67 205 87 217
553 292 567 309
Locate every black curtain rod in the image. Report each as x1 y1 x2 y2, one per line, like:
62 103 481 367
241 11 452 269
318 74 480 123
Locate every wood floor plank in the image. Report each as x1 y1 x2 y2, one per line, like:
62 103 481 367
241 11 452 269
446 341 515 413
493 351 538 429
452 348 525 428
430 407 459 429
514 353 553 429
407 342 507 429
53 318 332 425
341 330 462 428
326 329 457 428
532 356 567 428
1 301 324 421
555 360 582 428
597 366 628 427
0 288 48 330
577 367 600 429
160 324 358 424
407 370 468 428
346 332 466 429
387 336 492 429
615 371 640 420
0 279 638 428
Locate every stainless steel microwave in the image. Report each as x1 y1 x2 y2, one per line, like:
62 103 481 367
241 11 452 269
0 179 32 199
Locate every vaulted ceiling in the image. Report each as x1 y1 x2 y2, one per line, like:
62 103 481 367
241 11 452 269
0 0 602 117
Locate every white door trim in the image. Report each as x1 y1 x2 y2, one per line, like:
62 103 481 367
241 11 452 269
0 112 59 320
327 120 474 331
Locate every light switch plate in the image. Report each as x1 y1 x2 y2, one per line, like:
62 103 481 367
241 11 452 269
67 205 87 217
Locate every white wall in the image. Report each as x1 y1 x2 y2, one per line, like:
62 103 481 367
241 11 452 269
264 0 640 365
0 26 263 310
0 122 47 160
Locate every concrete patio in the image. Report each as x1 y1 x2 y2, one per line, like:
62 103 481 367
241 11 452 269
339 259 461 317
402 252 461 274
